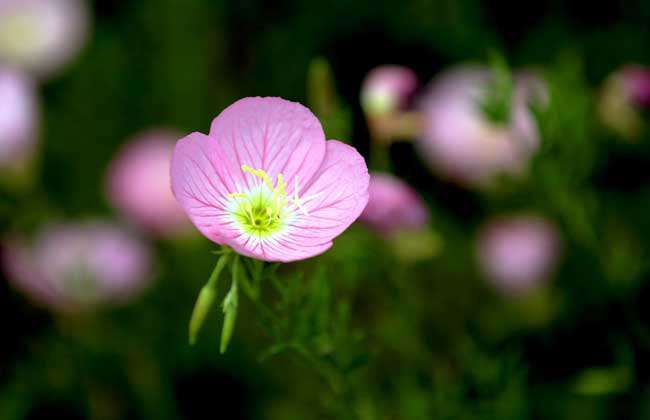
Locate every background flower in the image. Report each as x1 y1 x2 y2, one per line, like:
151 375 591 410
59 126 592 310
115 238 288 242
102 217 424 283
0 67 38 170
360 172 428 236
360 65 418 116
621 65 650 108
2 221 152 311
476 215 560 297
417 65 544 187
599 65 650 140
106 129 190 237
0 0 89 79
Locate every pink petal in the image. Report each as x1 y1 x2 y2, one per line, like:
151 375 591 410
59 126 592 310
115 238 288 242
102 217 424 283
170 132 240 244
208 97 326 194
230 140 368 262
0 67 38 167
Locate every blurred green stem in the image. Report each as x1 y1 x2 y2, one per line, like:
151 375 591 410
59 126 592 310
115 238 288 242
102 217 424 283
370 141 390 172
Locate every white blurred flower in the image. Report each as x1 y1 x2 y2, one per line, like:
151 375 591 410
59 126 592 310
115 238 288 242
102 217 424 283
0 0 89 79
417 65 545 187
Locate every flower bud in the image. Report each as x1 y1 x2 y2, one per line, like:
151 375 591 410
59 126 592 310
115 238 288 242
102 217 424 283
361 65 418 116
188 254 230 345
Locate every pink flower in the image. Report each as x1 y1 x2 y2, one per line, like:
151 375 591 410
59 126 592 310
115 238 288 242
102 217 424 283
621 65 650 108
598 65 650 140
360 65 418 116
171 97 370 262
477 215 560 297
0 67 37 168
106 129 190 237
2 221 152 312
0 0 89 79
417 65 543 187
360 173 428 236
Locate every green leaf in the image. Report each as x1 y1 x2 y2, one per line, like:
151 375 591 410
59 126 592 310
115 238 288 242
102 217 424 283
480 50 514 125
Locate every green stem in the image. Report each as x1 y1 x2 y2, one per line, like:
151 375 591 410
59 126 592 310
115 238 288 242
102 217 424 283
369 141 390 172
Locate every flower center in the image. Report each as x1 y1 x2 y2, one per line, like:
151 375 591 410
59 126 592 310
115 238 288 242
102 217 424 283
226 165 313 238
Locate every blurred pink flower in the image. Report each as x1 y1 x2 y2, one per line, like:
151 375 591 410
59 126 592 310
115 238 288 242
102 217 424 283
171 97 369 262
0 67 37 168
0 0 89 79
106 129 190 237
360 173 428 236
621 65 650 108
477 215 560 297
417 65 543 187
2 222 152 312
360 65 418 116
599 65 650 140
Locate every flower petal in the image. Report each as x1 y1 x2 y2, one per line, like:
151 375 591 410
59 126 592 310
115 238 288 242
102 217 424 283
170 132 240 244
228 234 333 264
296 140 369 235
208 97 327 192
226 140 369 262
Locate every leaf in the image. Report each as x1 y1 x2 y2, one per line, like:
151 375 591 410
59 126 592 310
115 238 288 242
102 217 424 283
344 353 371 374
257 343 292 362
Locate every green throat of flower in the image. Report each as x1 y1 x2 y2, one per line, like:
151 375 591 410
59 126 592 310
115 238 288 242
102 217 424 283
227 165 309 238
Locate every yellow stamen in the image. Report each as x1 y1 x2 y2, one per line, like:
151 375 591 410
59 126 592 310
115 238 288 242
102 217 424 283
277 174 286 195
242 165 275 191
227 192 247 198
229 164 316 235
